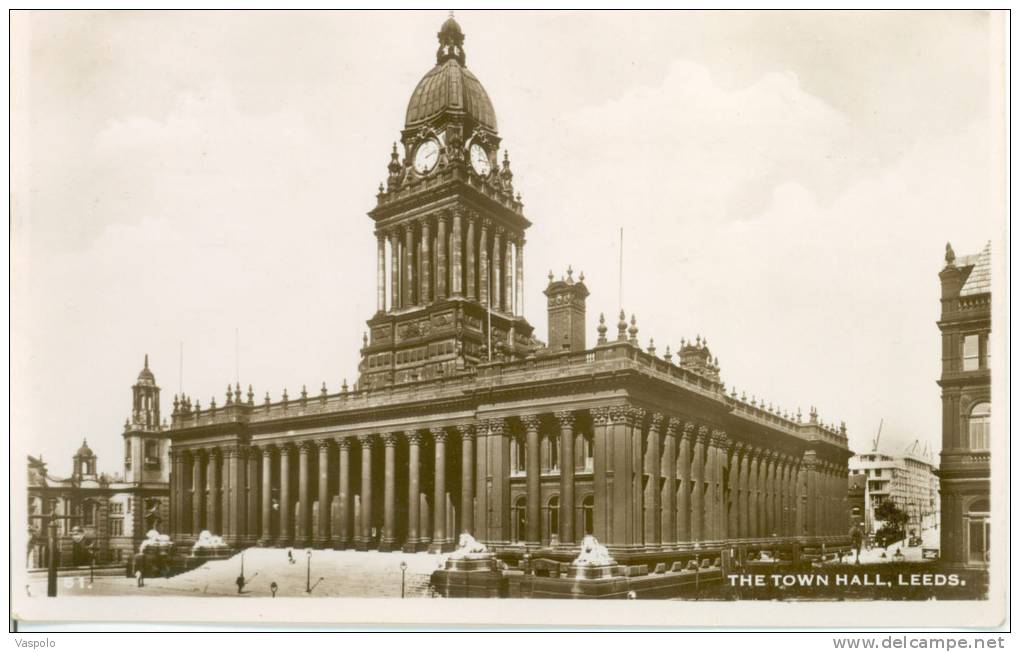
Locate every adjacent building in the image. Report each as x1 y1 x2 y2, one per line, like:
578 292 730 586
27 357 171 568
164 17 853 560
848 446 939 537
937 242 991 567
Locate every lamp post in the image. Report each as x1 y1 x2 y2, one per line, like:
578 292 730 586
305 548 312 594
400 561 407 598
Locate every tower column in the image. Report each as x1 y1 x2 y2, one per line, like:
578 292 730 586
492 229 503 311
261 446 272 541
298 441 311 546
458 424 475 536
419 218 431 304
436 214 447 300
514 237 524 317
522 415 541 545
357 435 375 550
316 439 331 546
556 411 576 544
335 438 351 549
404 432 421 552
376 232 386 312
676 424 693 543
381 434 397 551
465 214 477 300
452 208 463 296
504 236 513 314
479 220 490 307
404 224 415 307
430 428 448 552
389 231 400 310
660 419 678 548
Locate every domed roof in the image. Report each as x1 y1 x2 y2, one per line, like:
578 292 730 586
137 353 155 383
404 16 497 131
75 438 94 458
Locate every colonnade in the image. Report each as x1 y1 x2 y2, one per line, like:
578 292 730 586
169 406 849 550
375 210 524 316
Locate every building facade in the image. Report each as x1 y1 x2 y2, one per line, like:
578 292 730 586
165 17 852 557
848 448 939 537
937 242 991 567
27 357 171 568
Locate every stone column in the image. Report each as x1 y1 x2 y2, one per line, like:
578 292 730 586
261 446 273 541
436 214 447 300
738 445 750 538
479 220 490 307
207 449 221 535
645 414 664 547
298 441 311 545
389 231 400 310
661 419 678 547
514 237 524 317
504 237 514 313
556 411 575 544
192 450 205 534
458 424 475 536
748 448 760 538
336 438 351 548
465 214 476 300
403 432 421 552
728 443 740 539
229 446 247 543
452 208 463 296
221 450 231 539
404 225 415 307
781 456 792 536
803 451 817 537
358 435 374 550
591 407 611 543
171 451 183 537
766 451 778 536
430 428 447 552
492 228 503 311
690 427 706 541
485 418 511 545
676 423 693 543
522 415 542 545
376 232 386 312
628 407 647 547
419 218 431 304
316 439 331 546
246 447 260 544
381 434 397 551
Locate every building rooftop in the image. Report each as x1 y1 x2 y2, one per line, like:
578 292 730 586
958 241 991 297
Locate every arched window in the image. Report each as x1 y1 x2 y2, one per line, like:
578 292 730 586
512 496 527 543
968 402 991 450
582 495 595 535
548 496 560 541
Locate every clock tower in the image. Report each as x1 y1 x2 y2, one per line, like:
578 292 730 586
359 15 536 389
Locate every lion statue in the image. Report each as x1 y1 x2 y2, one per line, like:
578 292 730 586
572 535 615 567
138 528 172 553
191 529 227 551
448 532 490 559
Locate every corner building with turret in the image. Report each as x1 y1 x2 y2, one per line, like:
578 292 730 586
166 17 852 561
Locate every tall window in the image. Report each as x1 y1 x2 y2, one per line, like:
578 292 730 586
512 496 527 542
109 518 124 536
583 434 594 471
967 499 990 565
968 402 991 450
144 440 161 469
962 334 981 371
548 433 560 471
548 496 560 541
582 496 595 535
510 436 526 475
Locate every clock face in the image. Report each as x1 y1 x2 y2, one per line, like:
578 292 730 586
470 143 491 176
413 139 439 174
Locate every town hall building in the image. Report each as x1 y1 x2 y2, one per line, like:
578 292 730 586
164 16 852 560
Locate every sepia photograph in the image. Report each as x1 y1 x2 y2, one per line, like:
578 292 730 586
8 7 1008 633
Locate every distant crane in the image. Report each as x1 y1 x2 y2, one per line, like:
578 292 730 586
871 418 884 452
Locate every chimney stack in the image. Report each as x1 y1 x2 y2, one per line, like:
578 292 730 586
543 267 589 353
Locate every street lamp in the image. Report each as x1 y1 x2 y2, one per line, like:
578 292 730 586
399 561 408 599
305 548 312 593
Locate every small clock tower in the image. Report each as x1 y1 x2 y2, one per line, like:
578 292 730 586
359 16 536 389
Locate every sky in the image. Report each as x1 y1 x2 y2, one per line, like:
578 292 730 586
12 10 1004 477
